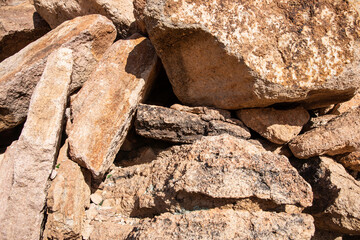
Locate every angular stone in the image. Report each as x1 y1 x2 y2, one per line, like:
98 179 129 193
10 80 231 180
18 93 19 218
100 135 312 217
0 48 72 240
299 156 360 234
68 35 159 179
135 104 250 143
133 0 146 34
303 114 338 132
142 0 360 110
44 141 91 240
336 152 360 171
335 92 360 114
0 2 50 61
0 14 116 132
34 0 136 38
237 107 310 144
289 107 360 159
0 0 29 6
128 209 315 240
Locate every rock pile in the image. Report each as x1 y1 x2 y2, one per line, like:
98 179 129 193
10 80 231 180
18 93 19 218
0 0 360 239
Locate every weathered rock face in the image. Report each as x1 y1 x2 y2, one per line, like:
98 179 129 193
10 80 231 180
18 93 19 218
237 107 309 144
0 0 29 6
34 0 136 37
135 103 250 143
43 141 91 240
142 0 360 110
0 14 116 132
68 34 159 179
0 48 72 240
289 107 360 159
335 92 360 114
99 135 312 217
336 152 360 171
128 209 315 240
299 156 360 234
0 2 50 62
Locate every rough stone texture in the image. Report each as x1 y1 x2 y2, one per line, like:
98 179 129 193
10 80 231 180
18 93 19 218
0 14 116 132
0 0 29 6
68 35 159 179
142 0 360 110
34 0 136 38
0 2 50 62
237 107 310 144
128 209 315 240
43 141 91 240
99 135 312 218
133 0 146 34
335 92 360 114
0 48 72 240
135 104 250 143
299 156 360 234
335 152 360 171
289 107 360 159
303 114 338 132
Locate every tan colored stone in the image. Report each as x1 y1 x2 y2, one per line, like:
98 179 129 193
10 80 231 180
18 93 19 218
335 92 360 114
0 2 50 62
0 14 116 132
336 152 360 171
135 104 250 143
142 0 360 110
237 107 310 144
289 107 360 159
0 0 29 6
133 0 146 34
44 141 91 240
299 156 360 234
90 193 103 205
68 35 159 179
128 209 315 240
303 114 338 132
0 48 72 240
34 0 136 38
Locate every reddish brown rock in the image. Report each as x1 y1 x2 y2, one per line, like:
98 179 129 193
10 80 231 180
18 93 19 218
0 2 50 62
43 141 91 240
336 152 360 171
0 14 116 132
141 0 360 109
128 209 315 240
0 48 72 240
289 107 360 159
335 92 360 114
237 107 310 144
68 34 159 179
299 156 360 234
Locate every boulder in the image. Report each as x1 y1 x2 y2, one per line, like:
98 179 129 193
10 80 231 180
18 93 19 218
336 151 360 171
135 104 250 143
335 92 360 114
0 48 72 240
128 209 315 240
0 2 50 61
68 34 159 179
299 156 360 234
100 135 312 217
0 14 116 132
289 107 360 159
237 107 309 144
34 0 136 38
43 141 91 240
141 0 360 109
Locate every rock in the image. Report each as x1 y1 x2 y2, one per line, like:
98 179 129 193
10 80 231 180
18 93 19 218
0 14 116 132
100 135 312 217
0 0 29 6
303 114 338 132
90 193 103 205
0 48 72 240
68 34 159 179
312 230 343 240
335 92 360 114
89 217 139 240
141 0 360 110
289 107 360 159
335 152 360 171
299 156 360 234
43 141 91 240
237 107 310 144
128 209 315 240
133 0 146 34
135 104 250 143
34 0 136 38
0 2 50 62
248 138 293 158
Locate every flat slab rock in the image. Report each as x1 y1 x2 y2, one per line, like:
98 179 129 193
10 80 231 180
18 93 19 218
135 103 250 143
68 34 159 179
0 14 116 132
142 0 360 109
237 106 310 144
299 156 360 234
289 107 360 159
99 135 312 217
0 48 72 240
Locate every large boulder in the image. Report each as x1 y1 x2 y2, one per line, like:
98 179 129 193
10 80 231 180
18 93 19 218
0 14 116 132
0 48 72 240
141 0 360 109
